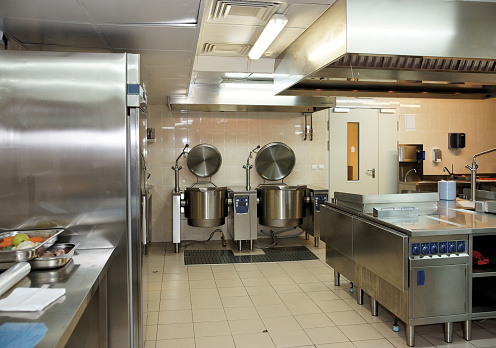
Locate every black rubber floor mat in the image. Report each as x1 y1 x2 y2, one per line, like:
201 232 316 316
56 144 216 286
184 246 318 265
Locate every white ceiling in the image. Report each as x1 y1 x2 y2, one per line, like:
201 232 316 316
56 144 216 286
0 0 335 104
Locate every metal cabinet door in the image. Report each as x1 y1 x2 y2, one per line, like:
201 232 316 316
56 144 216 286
411 263 467 319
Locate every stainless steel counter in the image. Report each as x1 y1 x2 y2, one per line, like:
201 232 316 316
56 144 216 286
0 248 115 348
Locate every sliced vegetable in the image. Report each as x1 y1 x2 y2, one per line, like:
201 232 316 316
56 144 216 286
29 237 45 243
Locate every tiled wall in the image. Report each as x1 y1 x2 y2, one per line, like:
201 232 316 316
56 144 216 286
146 107 328 242
397 99 496 175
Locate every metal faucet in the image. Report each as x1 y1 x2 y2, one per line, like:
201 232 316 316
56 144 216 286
443 165 454 180
466 147 496 201
171 144 189 193
243 145 260 191
404 168 417 182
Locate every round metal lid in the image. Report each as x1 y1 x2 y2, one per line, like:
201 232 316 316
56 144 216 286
186 144 222 178
255 142 296 181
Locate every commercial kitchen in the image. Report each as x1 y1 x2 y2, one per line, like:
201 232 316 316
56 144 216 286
1 0 496 347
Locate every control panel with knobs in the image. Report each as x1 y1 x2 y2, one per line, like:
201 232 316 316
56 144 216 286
411 240 466 256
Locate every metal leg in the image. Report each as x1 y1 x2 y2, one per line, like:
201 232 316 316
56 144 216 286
406 325 415 347
444 322 453 343
249 240 253 250
334 271 340 286
305 232 309 240
314 237 319 247
174 243 179 253
462 320 472 341
357 288 364 305
238 240 242 251
371 298 378 316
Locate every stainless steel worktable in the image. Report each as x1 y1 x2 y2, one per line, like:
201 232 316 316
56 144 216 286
0 248 115 347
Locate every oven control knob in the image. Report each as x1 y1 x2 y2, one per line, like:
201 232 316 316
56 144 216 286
430 242 438 254
412 244 420 255
448 241 457 253
421 243 430 255
439 242 447 253
457 241 466 253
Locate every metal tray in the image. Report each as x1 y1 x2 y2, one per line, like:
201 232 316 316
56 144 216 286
0 229 64 263
30 243 79 270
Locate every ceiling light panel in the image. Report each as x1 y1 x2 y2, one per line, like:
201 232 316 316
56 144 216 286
209 0 283 23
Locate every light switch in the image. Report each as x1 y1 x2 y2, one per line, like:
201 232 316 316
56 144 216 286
318 164 324 170
311 165 317 170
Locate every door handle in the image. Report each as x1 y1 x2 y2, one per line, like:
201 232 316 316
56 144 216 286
366 168 376 178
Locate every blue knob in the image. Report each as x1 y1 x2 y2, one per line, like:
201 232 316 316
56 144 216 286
457 241 465 253
412 244 420 255
439 242 447 253
448 242 456 253
430 242 438 254
421 243 430 255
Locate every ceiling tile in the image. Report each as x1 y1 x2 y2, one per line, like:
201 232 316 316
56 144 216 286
200 22 261 46
99 25 197 50
1 18 108 48
79 0 201 24
0 0 88 22
145 77 190 95
144 66 191 79
113 49 194 67
285 4 330 29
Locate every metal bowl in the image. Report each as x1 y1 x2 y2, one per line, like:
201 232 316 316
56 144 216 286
255 142 296 181
186 144 222 178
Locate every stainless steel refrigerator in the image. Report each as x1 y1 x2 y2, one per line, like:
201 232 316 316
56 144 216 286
0 51 146 347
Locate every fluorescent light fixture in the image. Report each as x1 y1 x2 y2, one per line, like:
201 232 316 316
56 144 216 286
224 72 250 79
248 14 288 60
220 81 273 89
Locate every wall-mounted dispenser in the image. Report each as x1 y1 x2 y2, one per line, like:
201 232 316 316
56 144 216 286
448 133 465 149
432 148 442 162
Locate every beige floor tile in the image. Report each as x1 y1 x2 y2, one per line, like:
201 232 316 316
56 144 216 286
262 316 302 333
370 322 406 339
159 298 191 311
148 282 163 291
338 323 383 341
256 303 292 318
225 306 260 320
158 309 193 324
191 297 223 309
188 265 212 273
156 322 194 340
290 274 321 284
213 271 240 280
216 278 245 288
211 264 236 273
268 276 296 286
145 325 157 341
245 285 276 296
286 301 323 316
192 308 226 322
194 320 230 337
155 338 195 348
195 335 235 348
388 335 434 348
271 283 304 294
257 263 284 271
315 342 355 348
221 295 253 308
190 288 219 298
188 272 214 281
162 272 189 281
307 290 340 302
147 311 159 325
250 294 283 306
317 299 353 313
148 300 160 312
294 313 335 329
229 318 267 335
235 264 260 272
326 311 367 326
188 279 217 289
237 270 264 278
161 280 189 290
242 277 270 287
144 340 156 348
353 338 396 348
305 326 349 345
269 329 313 348
233 332 276 348
148 290 161 301
298 282 330 292
279 292 314 304
160 289 190 300
218 286 248 297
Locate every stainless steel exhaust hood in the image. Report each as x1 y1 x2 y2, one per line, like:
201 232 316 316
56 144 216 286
274 0 496 99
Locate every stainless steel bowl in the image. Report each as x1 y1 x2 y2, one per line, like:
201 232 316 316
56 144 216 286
255 142 296 181
186 144 222 178
257 184 307 227
184 186 228 227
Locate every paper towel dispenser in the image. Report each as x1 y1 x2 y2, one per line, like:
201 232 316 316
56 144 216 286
448 133 465 149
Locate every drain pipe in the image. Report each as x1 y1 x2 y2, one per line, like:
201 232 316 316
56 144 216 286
465 147 496 201
243 145 260 191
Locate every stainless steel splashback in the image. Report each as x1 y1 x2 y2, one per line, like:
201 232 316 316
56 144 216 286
0 51 128 247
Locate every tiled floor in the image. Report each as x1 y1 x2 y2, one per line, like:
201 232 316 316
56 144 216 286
142 237 496 348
